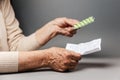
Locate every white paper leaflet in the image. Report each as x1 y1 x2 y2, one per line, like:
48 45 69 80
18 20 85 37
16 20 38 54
66 38 101 55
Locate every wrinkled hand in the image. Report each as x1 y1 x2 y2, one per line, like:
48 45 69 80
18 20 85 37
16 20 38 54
35 17 79 46
46 47 81 72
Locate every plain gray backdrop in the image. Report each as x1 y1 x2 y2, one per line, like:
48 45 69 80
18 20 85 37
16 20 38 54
12 0 120 57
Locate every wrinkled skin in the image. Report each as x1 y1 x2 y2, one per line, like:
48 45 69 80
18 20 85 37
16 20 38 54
35 17 79 46
46 47 81 72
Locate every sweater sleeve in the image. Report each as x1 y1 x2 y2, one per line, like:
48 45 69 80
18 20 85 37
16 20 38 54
0 52 18 73
2 0 41 51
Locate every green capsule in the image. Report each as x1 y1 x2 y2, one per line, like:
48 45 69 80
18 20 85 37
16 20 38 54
76 23 81 27
83 20 88 25
86 18 91 24
88 16 95 22
74 25 79 29
80 22 85 26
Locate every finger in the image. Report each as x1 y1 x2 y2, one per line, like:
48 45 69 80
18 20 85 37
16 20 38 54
69 60 78 66
57 28 71 35
69 60 79 70
66 33 74 37
70 55 80 61
69 52 82 61
64 59 78 66
64 27 77 34
70 30 77 34
64 27 74 32
64 18 80 26
64 27 77 36
65 61 78 70
68 18 80 25
57 28 75 37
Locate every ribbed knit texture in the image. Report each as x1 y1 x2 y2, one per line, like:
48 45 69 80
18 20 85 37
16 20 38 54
0 52 18 73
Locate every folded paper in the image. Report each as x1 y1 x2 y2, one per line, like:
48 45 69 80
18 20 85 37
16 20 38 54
66 38 101 55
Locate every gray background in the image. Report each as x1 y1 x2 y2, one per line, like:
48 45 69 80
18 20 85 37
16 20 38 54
0 0 120 80
12 0 120 57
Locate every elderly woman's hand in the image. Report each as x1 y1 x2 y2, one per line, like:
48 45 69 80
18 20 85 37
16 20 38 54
35 17 79 46
46 47 81 72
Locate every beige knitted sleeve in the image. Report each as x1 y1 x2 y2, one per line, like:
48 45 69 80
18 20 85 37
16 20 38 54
2 0 41 51
0 52 18 73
